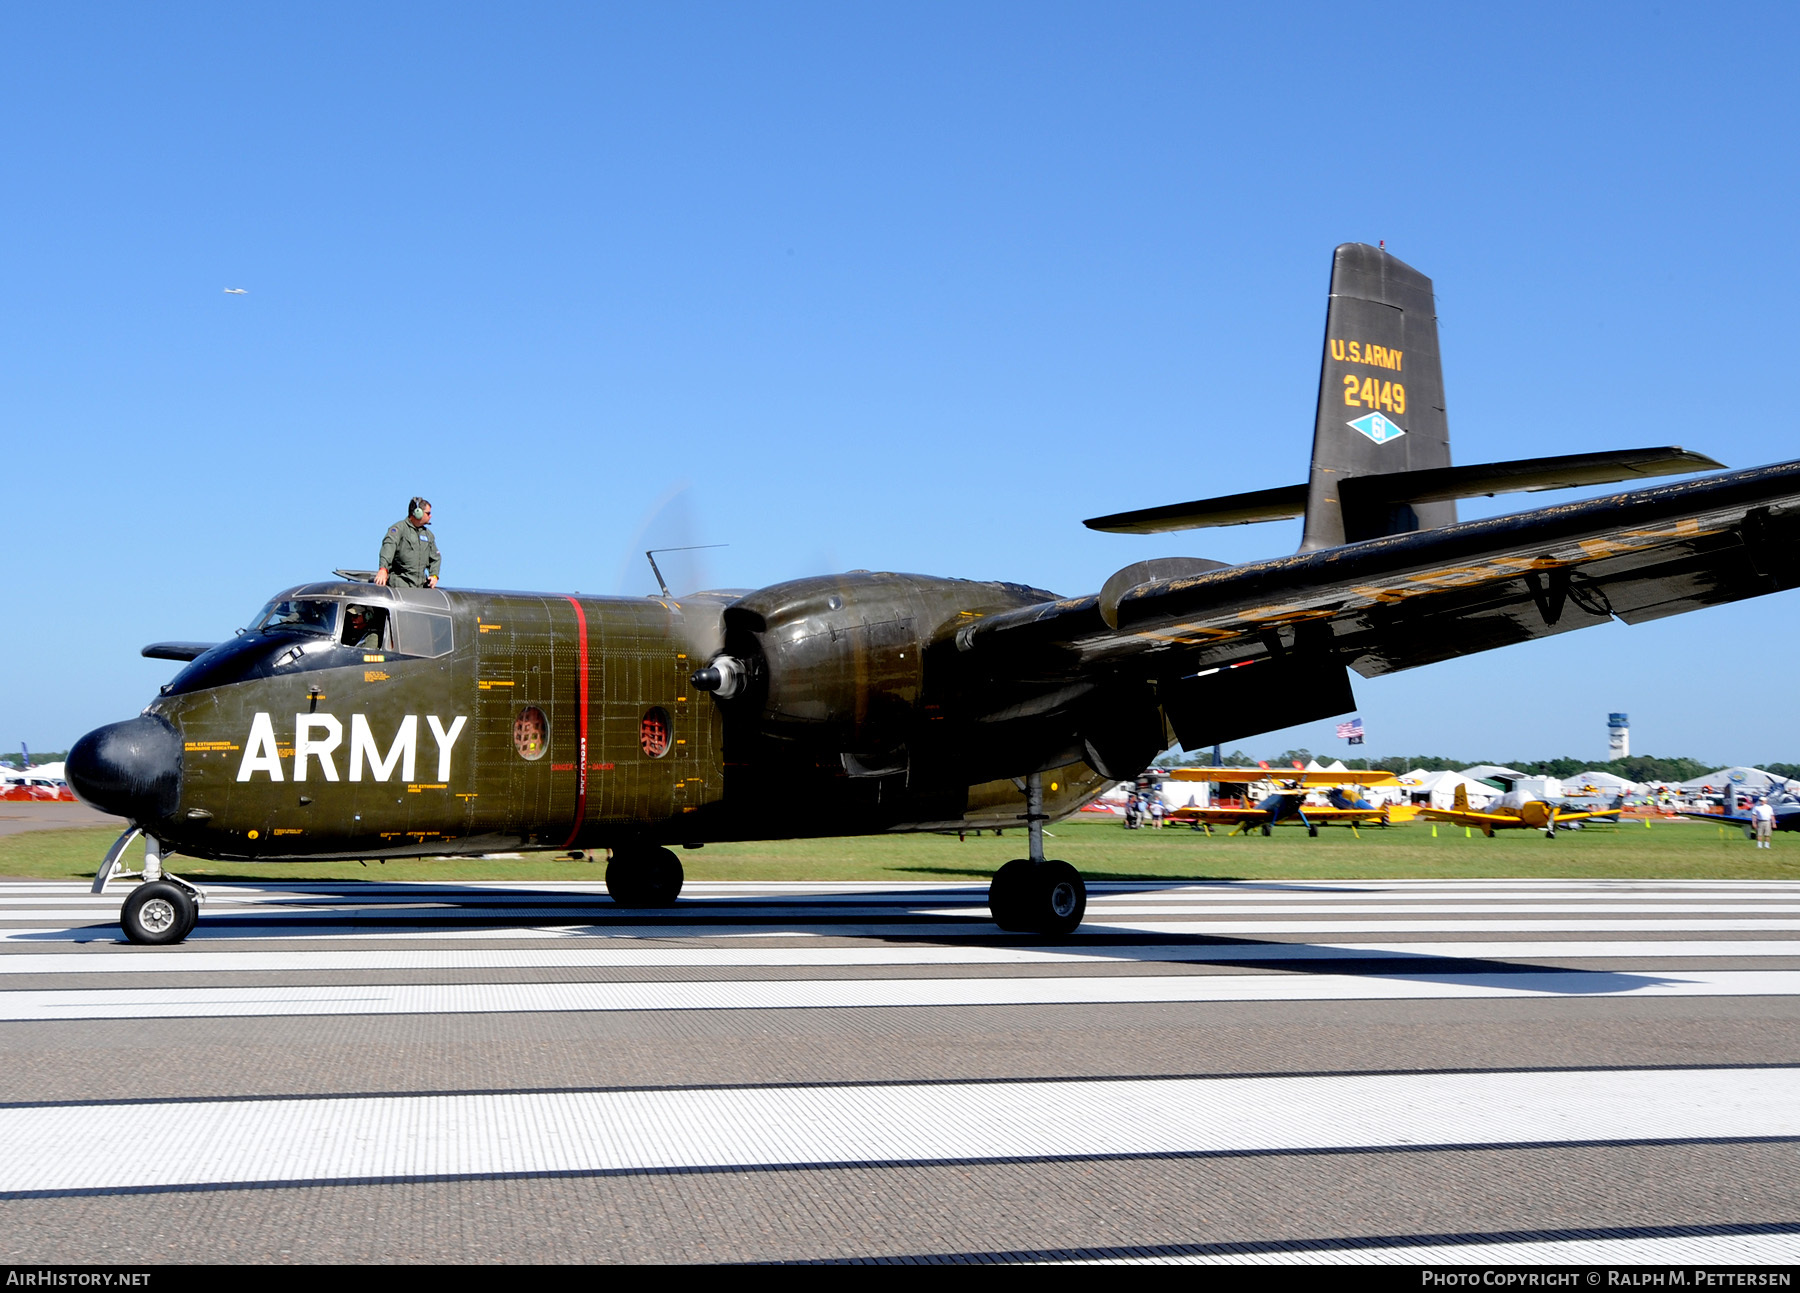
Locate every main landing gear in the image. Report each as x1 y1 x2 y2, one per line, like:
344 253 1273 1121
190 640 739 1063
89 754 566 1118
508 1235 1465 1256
606 844 685 907
987 772 1087 936
95 826 205 945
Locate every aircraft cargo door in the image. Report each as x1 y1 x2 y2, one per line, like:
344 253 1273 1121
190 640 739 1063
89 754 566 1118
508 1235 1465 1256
470 596 579 848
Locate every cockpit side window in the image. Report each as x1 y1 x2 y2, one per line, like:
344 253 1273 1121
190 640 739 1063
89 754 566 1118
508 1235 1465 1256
341 604 390 650
251 598 339 636
391 610 454 658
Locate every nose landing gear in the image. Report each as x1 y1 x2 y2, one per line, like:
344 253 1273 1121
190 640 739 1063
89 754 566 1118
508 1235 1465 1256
95 827 205 945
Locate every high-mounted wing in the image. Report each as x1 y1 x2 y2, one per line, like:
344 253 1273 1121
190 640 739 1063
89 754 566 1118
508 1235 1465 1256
957 461 1800 753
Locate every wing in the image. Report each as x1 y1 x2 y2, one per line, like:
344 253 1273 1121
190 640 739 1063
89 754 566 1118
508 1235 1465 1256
1419 809 1515 826
1165 768 1399 786
955 461 1800 751
1675 810 1749 825
1553 808 1623 823
1172 806 1273 822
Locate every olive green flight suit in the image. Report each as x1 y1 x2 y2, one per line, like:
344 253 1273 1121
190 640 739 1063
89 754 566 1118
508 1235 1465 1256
379 520 441 588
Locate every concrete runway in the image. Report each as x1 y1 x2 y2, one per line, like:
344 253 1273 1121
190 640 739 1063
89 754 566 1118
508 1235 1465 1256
2 876 1797 1264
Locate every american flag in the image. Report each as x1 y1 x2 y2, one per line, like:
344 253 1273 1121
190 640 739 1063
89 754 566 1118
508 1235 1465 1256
1336 718 1365 745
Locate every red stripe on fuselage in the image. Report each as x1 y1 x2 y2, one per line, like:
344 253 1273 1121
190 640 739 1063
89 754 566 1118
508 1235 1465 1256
561 596 589 848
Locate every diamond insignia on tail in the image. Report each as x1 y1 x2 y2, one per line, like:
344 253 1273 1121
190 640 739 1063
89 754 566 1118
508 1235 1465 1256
1347 412 1406 445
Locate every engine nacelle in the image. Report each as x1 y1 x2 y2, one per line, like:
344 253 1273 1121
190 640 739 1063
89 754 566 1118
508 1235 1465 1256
713 573 930 767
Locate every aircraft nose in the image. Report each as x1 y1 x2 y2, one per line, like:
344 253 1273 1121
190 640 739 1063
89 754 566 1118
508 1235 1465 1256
65 715 182 823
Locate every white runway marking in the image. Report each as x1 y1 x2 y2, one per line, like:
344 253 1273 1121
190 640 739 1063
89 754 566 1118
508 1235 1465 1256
1 1067 1791 1195
11 890 1796 909
0 940 1797 975
15 918 1800 944
4 968 1798 1020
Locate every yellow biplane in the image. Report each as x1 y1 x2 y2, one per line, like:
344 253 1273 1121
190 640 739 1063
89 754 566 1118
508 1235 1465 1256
1420 782 1622 838
1163 768 1402 837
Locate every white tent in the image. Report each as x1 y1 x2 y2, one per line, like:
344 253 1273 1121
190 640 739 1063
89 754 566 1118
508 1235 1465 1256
1397 769 1497 810
1563 770 1644 797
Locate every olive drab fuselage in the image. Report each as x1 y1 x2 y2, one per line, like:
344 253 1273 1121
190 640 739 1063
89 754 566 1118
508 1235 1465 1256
137 577 1113 862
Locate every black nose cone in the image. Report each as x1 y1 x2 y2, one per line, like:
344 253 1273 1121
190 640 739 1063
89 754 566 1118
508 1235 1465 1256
66 715 181 823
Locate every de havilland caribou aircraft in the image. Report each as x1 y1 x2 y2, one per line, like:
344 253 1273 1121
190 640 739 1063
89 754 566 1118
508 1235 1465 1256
1163 768 1399 836
68 243 1800 943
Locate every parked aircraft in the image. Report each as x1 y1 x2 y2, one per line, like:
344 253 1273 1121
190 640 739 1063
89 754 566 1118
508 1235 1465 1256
1674 775 1800 836
1421 782 1622 838
67 243 1800 943
1163 769 1398 835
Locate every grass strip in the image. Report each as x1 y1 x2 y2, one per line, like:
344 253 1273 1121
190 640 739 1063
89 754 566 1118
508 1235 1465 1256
0 817 1792 884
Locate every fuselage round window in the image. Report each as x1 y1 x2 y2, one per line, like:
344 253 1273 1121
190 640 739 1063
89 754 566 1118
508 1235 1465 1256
641 708 671 758
514 707 548 761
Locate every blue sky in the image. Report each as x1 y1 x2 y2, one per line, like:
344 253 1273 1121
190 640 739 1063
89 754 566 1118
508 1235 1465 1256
5 2 1798 766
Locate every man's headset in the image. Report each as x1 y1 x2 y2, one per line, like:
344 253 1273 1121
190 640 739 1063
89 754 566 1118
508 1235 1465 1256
409 497 430 521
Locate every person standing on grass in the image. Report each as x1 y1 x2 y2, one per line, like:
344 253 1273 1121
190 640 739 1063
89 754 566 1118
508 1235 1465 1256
1752 797 1776 849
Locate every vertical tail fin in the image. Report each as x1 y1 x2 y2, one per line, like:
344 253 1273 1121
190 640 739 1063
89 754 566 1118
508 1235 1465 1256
1300 244 1454 550
1452 782 1470 812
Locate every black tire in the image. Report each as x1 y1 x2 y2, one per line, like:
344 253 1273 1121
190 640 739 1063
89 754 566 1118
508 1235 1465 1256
122 881 195 946
1025 860 1086 936
988 858 1037 932
1307 823 1319 838
990 859 1086 935
1261 823 1272 837
607 846 685 907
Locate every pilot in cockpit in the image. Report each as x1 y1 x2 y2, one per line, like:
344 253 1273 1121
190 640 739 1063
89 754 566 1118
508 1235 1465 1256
343 604 386 649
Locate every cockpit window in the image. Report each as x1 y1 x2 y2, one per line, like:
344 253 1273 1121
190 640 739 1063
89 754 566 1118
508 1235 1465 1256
251 598 339 636
341 604 390 650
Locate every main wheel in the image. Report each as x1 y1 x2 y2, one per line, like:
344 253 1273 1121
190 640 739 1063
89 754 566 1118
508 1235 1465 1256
122 881 195 946
988 859 1086 936
606 846 685 907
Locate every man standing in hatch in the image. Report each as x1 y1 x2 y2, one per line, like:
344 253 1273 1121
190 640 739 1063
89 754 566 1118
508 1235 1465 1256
376 496 441 588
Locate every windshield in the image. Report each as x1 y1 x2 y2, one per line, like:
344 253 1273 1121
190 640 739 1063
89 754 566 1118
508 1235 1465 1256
250 598 339 636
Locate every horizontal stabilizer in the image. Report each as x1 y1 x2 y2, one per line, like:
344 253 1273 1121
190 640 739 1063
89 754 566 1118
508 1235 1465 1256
1084 484 1308 534
142 642 217 662
1083 448 1721 538
1340 447 1725 509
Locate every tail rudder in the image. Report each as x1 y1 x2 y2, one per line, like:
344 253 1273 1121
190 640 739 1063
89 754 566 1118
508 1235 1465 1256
1301 244 1453 550
1452 782 1469 812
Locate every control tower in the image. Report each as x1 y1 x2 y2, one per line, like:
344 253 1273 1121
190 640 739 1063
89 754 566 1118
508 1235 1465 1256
1608 713 1630 760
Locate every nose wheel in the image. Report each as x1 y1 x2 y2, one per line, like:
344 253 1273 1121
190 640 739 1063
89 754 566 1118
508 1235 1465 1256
95 827 206 945
122 881 199 945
